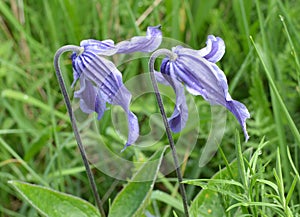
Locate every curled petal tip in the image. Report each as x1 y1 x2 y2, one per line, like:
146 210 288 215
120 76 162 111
227 100 250 142
243 126 250 142
148 24 162 32
152 24 162 31
198 35 225 63
243 119 250 142
121 143 131 153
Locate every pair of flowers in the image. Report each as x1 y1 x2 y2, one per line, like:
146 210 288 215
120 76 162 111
71 25 250 150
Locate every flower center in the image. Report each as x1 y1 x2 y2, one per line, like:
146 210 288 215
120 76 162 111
77 47 85 56
169 52 178 62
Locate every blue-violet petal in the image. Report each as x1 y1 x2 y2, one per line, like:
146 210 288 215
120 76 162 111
198 35 225 63
115 25 162 53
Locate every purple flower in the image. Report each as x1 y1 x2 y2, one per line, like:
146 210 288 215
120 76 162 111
158 35 250 141
71 26 162 149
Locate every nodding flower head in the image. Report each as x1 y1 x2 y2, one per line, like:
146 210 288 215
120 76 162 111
156 35 250 141
71 25 162 150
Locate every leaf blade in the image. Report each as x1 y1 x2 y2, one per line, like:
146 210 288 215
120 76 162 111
8 181 100 217
108 146 167 217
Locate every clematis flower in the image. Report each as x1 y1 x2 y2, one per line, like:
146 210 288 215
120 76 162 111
71 25 162 149
157 35 250 141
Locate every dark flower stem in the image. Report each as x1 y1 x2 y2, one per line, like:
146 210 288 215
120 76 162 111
149 49 190 217
54 45 106 217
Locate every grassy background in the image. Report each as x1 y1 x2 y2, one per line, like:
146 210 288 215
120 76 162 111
0 0 300 216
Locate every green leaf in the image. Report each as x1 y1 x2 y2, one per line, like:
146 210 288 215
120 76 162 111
108 146 167 217
151 190 183 212
250 37 300 146
188 148 253 216
189 189 225 217
8 181 99 217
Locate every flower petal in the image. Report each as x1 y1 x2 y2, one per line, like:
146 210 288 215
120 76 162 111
80 39 117 56
71 53 81 87
109 78 139 149
74 75 106 119
173 49 250 140
159 59 189 132
167 80 188 133
226 100 250 141
79 25 162 57
121 111 139 151
198 35 225 63
115 25 162 53
73 51 139 147
154 70 171 86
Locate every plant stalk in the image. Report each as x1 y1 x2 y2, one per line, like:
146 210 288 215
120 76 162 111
54 45 106 217
149 49 190 217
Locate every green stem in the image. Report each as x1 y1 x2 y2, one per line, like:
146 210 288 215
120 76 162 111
149 49 190 217
54 45 106 217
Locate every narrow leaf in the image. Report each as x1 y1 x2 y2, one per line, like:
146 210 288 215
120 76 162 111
250 36 300 146
151 190 183 212
188 148 252 216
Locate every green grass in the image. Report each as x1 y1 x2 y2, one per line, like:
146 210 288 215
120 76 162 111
1 0 300 216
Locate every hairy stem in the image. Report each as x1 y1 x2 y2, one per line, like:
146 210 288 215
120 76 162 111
54 45 106 217
149 49 190 217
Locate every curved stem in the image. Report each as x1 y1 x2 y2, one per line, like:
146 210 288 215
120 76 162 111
54 45 106 217
149 49 190 217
